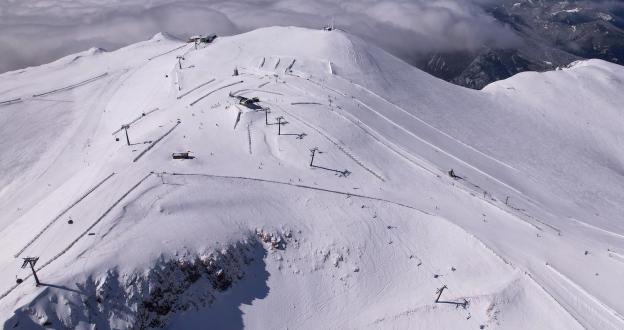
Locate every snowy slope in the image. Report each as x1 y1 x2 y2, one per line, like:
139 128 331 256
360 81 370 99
0 26 623 329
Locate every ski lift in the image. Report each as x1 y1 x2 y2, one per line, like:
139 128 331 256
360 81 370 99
187 34 217 44
21 257 41 286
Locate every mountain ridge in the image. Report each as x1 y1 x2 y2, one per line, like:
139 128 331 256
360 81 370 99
1 26 623 329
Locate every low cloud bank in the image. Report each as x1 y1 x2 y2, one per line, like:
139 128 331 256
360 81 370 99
0 0 521 73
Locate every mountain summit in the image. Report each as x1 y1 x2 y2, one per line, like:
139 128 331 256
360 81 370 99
1 26 623 329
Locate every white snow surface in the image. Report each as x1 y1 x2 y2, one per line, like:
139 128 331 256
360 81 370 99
0 26 623 329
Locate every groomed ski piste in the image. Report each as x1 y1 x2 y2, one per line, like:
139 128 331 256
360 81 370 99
0 26 623 329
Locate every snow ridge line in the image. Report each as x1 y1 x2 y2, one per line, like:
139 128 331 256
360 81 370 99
544 264 624 329
147 44 188 61
13 172 117 258
609 251 624 264
164 172 407 209
133 121 181 162
32 73 109 97
176 78 216 99
286 73 347 97
567 217 624 241
0 98 22 106
271 102 385 182
189 80 244 106
111 108 160 135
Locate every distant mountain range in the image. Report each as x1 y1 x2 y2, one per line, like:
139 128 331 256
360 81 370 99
414 0 624 89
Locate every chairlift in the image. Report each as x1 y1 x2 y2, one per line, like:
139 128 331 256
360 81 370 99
187 34 218 44
448 169 462 179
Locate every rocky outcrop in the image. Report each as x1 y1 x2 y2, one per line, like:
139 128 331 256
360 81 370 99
4 232 285 329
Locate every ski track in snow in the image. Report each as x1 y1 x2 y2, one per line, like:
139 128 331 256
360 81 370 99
2 27 623 329
283 74 561 233
543 263 624 329
231 88 284 96
0 173 153 301
13 173 116 258
163 172 418 211
147 44 190 61
0 170 417 302
111 108 160 135
0 98 22 106
32 73 109 98
176 78 216 99
189 80 244 106
266 100 386 182
133 121 181 162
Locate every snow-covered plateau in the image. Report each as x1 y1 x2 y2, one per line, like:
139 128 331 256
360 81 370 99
1 26 623 329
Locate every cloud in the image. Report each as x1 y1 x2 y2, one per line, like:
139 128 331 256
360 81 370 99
0 0 521 73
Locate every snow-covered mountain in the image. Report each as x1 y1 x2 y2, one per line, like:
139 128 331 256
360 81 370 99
1 26 623 329
419 0 624 89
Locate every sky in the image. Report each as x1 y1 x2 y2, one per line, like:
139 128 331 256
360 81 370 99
0 0 521 73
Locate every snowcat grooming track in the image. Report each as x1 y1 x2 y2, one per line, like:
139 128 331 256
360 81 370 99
32 73 109 97
13 172 117 258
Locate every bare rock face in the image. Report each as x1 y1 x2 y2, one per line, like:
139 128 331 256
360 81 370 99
255 227 294 250
6 236 270 329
